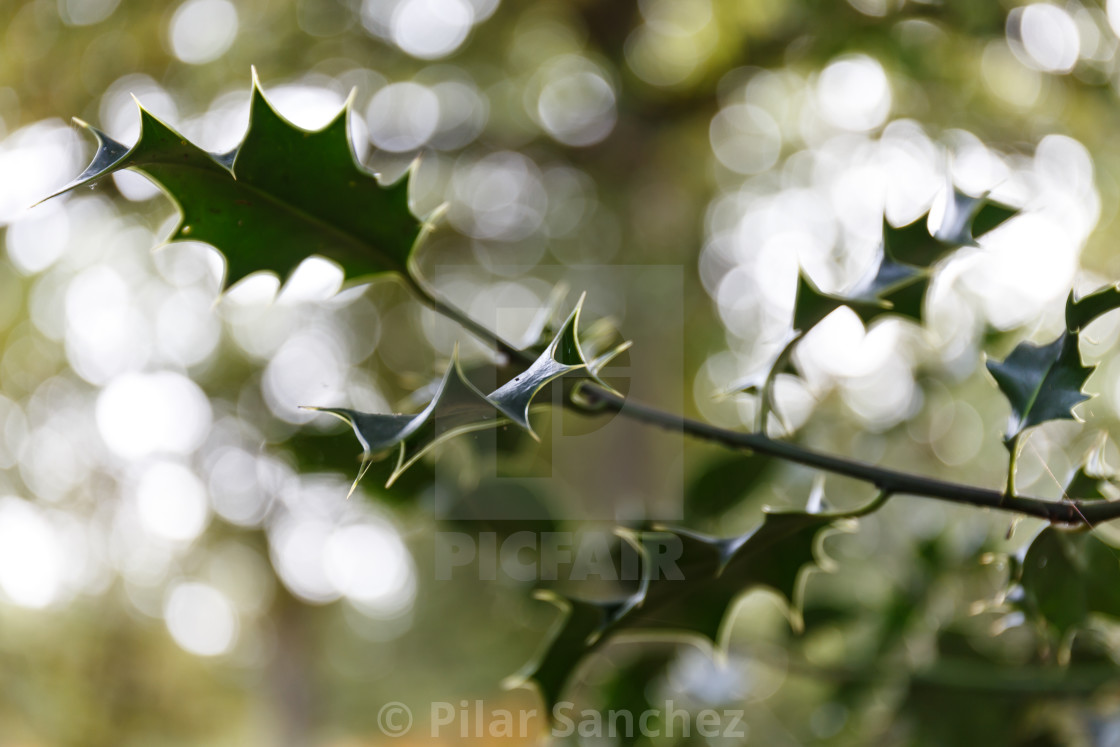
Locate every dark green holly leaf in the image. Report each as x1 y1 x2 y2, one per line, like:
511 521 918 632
1066 285 1120 333
61 121 130 185
985 332 1093 442
593 650 675 747
307 410 416 455
787 191 1014 342
794 271 923 332
311 299 623 487
513 506 847 710
391 359 502 486
1018 527 1120 641
862 261 930 323
968 199 1019 240
309 350 501 489
627 513 834 635
50 71 421 289
865 255 923 293
729 258 929 398
794 272 885 332
882 213 943 269
883 189 1017 268
283 428 436 505
934 187 1015 247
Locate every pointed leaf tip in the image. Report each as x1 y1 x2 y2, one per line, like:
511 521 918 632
1066 285 1120 333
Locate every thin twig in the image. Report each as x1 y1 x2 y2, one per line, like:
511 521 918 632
403 272 528 364
583 387 1120 525
404 278 1120 527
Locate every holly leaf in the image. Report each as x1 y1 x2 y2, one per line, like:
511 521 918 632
864 255 923 295
50 70 422 289
794 272 889 332
310 349 500 489
883 188 1017 268
488 296 589 438
793 269 928 333
935 187 1017 247
390 363 503 486
594 649 675 746
862 260 930 323
737 201 984 398
511 506 850 711
1017 527 1120 642
1066 284 1120 333
787 189 1016 344
311 299 625 486
985 332 1093 443
968 199 1019 241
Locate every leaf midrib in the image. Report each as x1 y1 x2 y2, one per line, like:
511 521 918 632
1016 349 1066 431
134 156 409 275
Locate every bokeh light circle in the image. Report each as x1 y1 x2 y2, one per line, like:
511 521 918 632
169 0 239 65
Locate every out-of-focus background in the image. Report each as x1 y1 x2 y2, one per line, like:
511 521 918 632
4 0 1120 744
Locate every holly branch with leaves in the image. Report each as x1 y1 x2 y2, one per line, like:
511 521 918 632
48 73 1120 708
